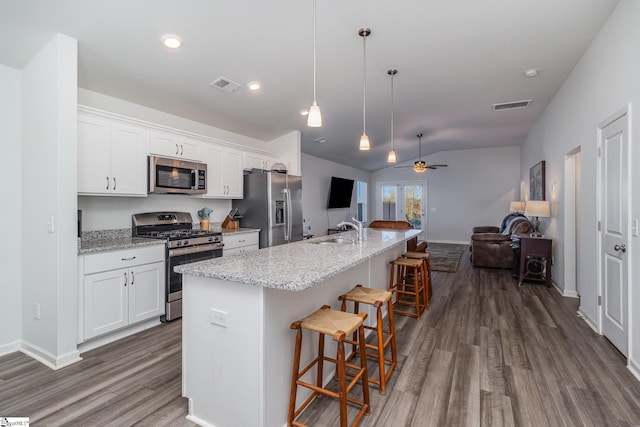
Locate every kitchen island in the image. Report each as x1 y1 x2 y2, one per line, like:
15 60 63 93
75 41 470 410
175 228 420 427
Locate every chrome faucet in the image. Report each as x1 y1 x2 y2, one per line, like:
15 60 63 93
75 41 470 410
337 218 364 242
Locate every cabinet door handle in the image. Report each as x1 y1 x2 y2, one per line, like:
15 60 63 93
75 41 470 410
614 244 627 253
176 143 179 155
106 176 110 190
124 272 128 286
121 256 137 261
113 177 116 191
131 271 135 285
180 144 184 155
238 239 246 243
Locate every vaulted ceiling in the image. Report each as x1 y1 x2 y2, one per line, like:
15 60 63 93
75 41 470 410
1 0 619 171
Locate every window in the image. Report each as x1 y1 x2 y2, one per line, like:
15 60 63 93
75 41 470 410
356 181 368 222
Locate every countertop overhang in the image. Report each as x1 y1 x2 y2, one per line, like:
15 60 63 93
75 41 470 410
175 229 420 291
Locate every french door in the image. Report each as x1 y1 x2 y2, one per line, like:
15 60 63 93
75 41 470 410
377 182 426 239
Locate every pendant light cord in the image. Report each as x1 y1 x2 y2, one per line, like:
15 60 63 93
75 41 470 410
313 0 317 104
362 33 367 133
391 71 395 151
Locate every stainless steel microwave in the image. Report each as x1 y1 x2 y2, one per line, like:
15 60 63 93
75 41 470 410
148 156 207 194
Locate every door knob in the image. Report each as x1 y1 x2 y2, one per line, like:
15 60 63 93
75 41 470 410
614 244 627 253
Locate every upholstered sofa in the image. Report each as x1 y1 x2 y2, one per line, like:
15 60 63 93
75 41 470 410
470 213 533 269
368 220 427 252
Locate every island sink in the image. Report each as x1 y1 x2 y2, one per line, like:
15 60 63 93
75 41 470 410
310 237 353 245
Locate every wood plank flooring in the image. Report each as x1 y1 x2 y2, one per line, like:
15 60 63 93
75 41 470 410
2 248 640 426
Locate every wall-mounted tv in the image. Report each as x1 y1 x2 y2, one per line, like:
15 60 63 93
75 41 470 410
327 176 355 209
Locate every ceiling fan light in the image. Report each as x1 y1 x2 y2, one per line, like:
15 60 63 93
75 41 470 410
307 102 322 127
387 149 397 163
359 132 370 150
413 164 427 173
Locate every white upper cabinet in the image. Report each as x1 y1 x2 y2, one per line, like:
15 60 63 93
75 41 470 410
203 144 243 199
244 152 281 171
149 130 202 161
78 112 147 196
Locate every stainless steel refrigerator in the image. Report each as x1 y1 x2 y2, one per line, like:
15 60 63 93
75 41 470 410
232 169 303 248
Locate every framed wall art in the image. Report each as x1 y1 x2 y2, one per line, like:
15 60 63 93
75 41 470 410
529 160 546 200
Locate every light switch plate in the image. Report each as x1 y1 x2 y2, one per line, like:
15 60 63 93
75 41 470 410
209 308 228 328
632 219 639 237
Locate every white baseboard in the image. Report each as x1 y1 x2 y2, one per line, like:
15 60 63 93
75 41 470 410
20 340 82 370
577 308 598 333
77 317 161 354
628 358 640 382
0 340 21 357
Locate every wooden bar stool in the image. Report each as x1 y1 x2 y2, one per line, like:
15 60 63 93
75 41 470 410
288 305 371 427
338 285 398 395
388 257 426 319
403 251 432 307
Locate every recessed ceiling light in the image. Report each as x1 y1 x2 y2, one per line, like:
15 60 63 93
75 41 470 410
162 34 183 49
299 109 309 116
247 81 261 91
524 68 539 78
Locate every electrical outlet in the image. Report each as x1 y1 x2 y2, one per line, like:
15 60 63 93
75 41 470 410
209 308 228 328
33 303 41 320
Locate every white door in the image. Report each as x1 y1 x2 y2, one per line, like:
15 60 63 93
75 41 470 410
110 121 148 196
129 262 165 324
83 268 128 339
77 113 111 194
223 149 244 198
599 110 629 356
378 182 426 239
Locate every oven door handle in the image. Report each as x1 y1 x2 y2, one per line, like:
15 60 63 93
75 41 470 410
169 243 224 257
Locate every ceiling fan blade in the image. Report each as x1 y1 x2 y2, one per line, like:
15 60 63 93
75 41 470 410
393 166 414 168
430 164 448 167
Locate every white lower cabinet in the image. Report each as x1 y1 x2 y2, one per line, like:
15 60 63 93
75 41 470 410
223 232 259 256
81 246 165 340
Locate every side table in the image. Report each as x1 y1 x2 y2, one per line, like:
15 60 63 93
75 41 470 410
517 235 552 287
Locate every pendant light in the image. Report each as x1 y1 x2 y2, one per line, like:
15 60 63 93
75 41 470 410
307 0 322 127
358 28 371 150
387 69 398 163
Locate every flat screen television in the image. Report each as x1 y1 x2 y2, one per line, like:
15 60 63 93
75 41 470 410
327 176 354 209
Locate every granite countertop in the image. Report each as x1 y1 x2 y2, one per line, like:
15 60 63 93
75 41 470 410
175 228 420 292
78 229 165 255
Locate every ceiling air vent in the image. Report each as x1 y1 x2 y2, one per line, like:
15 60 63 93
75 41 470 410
210 77 242 93
492 99 532 111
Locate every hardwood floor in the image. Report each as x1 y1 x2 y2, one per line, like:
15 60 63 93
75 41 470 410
2 249 640 426
0 320 195 426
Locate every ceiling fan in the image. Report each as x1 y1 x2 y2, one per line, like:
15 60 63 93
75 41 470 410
394 133 448 173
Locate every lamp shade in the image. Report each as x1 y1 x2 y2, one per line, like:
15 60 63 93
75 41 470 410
509 201 526 213
525 200 550 218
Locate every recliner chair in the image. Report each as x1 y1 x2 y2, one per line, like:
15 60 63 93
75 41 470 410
470 213 533 269
368 220 427 252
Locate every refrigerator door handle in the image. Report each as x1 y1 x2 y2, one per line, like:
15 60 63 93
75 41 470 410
284 188 292 241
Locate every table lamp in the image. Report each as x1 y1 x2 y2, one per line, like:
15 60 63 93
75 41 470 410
524 200 551 236
509 201 526 213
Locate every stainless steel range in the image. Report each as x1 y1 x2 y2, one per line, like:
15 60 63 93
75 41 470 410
132 212 223 321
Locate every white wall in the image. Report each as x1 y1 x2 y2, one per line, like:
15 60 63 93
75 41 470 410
0 64 22 353
21 34 80 368
372 146 522 243
300 154 370 236
520 0 640 378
